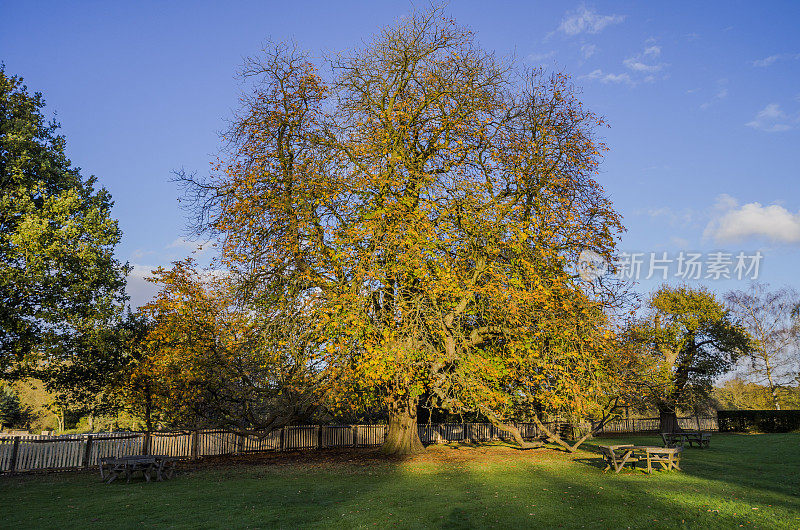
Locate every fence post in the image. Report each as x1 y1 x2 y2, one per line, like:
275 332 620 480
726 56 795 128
236 432 244 455
82 434 94 469
352 425 358 447
191 430 199 459
279 427 285 452
317 425 322 449
9 436 20 474
142 431 151 456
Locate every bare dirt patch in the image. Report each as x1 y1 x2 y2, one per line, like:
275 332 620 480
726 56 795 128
182 441 569 474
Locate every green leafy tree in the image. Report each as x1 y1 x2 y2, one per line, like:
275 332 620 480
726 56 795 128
0 384 31 428
0 66 128 388
638 285 751 432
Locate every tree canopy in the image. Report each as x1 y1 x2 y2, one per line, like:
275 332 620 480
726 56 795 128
175 8 626 453
0 66 128 392
636 285 751 431
174 8 625 453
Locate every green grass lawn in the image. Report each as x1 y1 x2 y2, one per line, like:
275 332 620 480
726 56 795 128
1 434 798 529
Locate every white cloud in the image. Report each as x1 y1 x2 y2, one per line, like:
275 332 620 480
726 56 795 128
583 41 667 87
130 248 155 261
642 206 693 225
752 55 780 67
125 264 161 308
527 51 556 67
558 5 625 36
700 86 728 110
751 53 800 67
704 195 800 244
124 262 227 308
583 69 633 85
745 103 797 132
167 237 213 255
643 45 661 57
670 236 689 247
623 43 666 74
580 43 597 59
714 193 738 210
623 58 663 73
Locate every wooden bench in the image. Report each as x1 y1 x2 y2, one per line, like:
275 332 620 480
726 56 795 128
100 455 178 484
661 432 711 449
599 444 639 473
686 432 711 448
643 446 682 473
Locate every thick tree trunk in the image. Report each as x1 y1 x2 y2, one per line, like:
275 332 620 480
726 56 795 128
658 410 682 433
381 396 425 456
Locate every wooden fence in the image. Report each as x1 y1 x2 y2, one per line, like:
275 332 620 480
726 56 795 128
0 416 717 474
594 415 718 434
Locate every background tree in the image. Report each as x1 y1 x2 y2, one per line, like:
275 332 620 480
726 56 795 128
0 384 31 429
712 378 800 410
638 285 751 432
726 283 799 410
179 8 625 454
0 67 128 386
120 260 325 433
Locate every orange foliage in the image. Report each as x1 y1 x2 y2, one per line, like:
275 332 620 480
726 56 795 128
174 8 628 445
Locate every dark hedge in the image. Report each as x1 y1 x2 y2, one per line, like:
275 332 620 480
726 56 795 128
717 410 800 433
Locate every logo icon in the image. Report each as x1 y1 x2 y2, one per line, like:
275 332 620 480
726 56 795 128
577 250 608 281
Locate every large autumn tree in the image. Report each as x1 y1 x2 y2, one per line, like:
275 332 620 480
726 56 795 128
179 8 625 454
0 67 128 388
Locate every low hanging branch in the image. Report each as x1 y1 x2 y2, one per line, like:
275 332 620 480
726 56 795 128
532 398 621 453
480 409 543 449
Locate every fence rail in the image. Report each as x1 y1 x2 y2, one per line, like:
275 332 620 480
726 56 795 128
0 415 717 474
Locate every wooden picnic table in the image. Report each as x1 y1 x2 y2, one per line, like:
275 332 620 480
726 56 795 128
599 444 682 474
661 431 711 448
100 455 178 484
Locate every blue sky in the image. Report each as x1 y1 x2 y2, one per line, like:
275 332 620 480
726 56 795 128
2 1 798 307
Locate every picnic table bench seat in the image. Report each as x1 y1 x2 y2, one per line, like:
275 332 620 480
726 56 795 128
599 444 639 473
99 455 178 484
599 445 682 474
643 446 682 473
661 432 711 448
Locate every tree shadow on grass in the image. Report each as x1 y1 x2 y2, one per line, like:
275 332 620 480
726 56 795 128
582 433 800 502
437 454 798 529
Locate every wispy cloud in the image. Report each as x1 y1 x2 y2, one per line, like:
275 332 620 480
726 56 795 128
558 5 625 36
167 237 212 254
580 43 597 59
752 55 780 68
745 103 798 132
705 194 800 244
126 264 161 308
700 80 729 110
584 40 667 87
623 43 667 74
640 206 694 226
582 69 633 86
751 53 800 67
527 51 556 67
